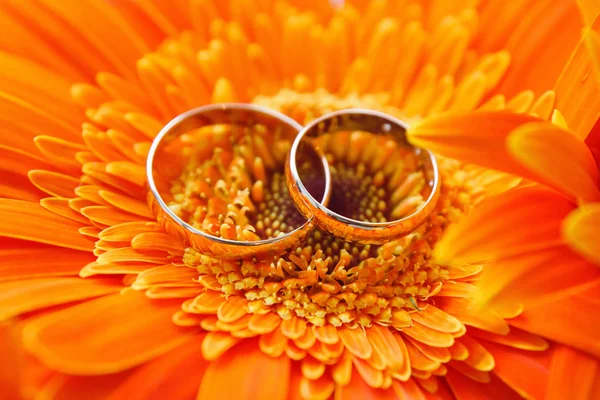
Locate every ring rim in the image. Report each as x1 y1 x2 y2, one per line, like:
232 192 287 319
286 108 440 245
146 102 332 251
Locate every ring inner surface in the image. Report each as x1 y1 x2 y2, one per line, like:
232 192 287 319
151 113 327 242
303 127 435 228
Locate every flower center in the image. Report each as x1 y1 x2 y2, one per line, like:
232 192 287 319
180 95 478 328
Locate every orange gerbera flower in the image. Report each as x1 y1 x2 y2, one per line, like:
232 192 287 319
0 1 598 399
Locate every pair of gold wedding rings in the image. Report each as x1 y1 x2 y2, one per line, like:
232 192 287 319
146 103 440 260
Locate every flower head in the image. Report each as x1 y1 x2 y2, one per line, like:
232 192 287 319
0 1 599 399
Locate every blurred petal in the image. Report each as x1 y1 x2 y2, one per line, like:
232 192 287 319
476 0 583 97
23 290 195 374
554 16 600 138
547 345 600 400
435 186 574 266
198 339 291 400
510 282 600 358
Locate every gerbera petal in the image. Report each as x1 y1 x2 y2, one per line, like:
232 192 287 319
0 239 95 281
468 327 549 352
547 345 600 400
0 199 94 251
107 335 207 400
38 373 131 400
407 111 538 177
445 368 522 400
23 290 195 374
507 122 600 202
198 339 291 400
554 17 600 138
0 277 121 320
562 203 600 266
476 0 583 97
482 342 550 399
434 186 574 266
337 370 397 400
509 283 600 358
476 245 600 308
392 378 427 400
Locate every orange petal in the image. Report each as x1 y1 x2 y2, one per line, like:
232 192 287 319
507 122 600 202
476 245 600 308
0 199 94 251
476 0 583 98
352 356 384 388
98 221 161 242
314 324 339 344
259 326 288 358
554 17 600 139
563 203 600 266
201 331 241 361
404 338 440 372
280 315 307 340
402 321 454 348
445 368 522 400
482 341 550 399
0 239 94 281
468 327 549 351
0 277 121 320
509 283 600 358
248 312 281 334
199 339 291 400
547 345 600 400
39 373 131 400
456 336 494 372
295 325 317 350
408 338 451 363
392 378 427 400
338 326 373 359
301 355 326 380
108 335 207 400
337 370 396 400
410 304 462 334
366 324 408 372
438 297 510 335
578 0 600 25
28 170 80 198
23 290 195 374
217 296 249 323
407 111 539 177
435 186 574 267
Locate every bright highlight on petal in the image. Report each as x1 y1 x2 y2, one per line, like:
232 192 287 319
507 121 600 202
562 203 600 266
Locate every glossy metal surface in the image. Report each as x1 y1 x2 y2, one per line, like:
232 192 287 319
147 103 331 260
286 108 440 245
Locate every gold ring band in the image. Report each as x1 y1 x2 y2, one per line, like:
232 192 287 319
285 109 440 245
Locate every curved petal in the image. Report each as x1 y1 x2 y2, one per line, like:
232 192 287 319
547 345 600 400
0 277 122 320
198 339 291 400
23 290 195 374
0 199 94 251
475 0 583 98
509 282 600 358
554 16 600 138
482 342 550 400
434 186 574 267
507 122 600 202
476 245 600 309
108 335 207 400
445 368 522 400
562 203 600 266
407 111 539 178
